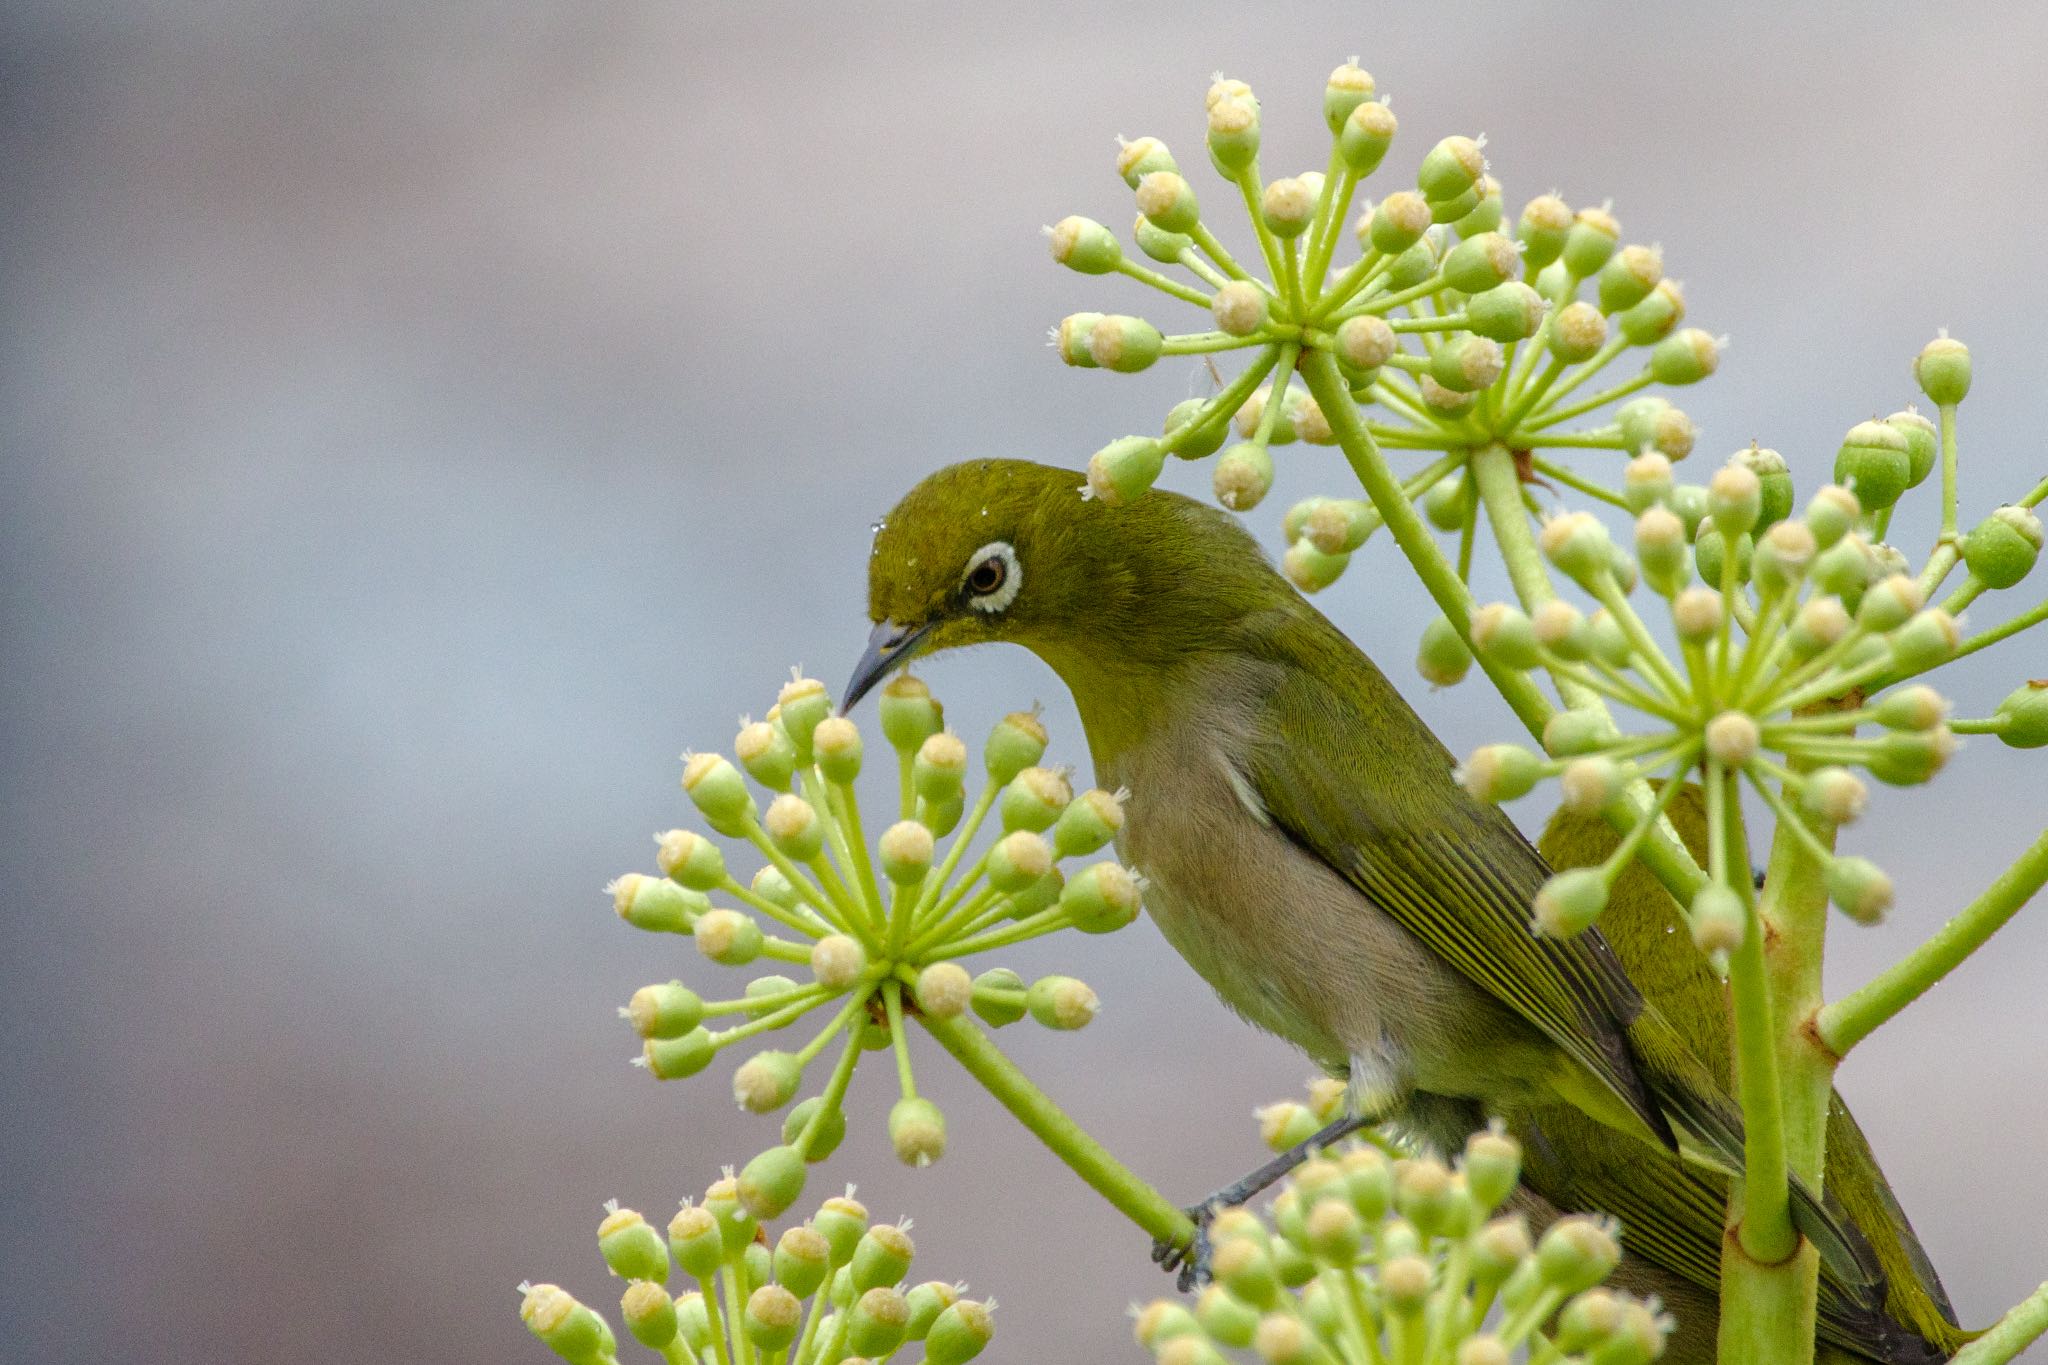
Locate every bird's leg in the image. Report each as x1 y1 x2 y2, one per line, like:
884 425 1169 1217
1149 1113 1373 1291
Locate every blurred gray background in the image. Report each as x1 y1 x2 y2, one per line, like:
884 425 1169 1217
4 3 2046 1360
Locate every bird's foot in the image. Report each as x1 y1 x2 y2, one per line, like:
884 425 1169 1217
1150 1201 1221 1293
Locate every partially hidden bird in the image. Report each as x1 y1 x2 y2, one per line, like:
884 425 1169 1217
844 458 1967 1364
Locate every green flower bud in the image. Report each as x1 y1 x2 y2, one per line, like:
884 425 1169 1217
804 936 863 992
1889 608 1960 673
1387 237 1440 291
1834 420 1912 513
1731 445 1792 528
927 1299 995 1365
987 829 1053 895
1618 277 1685 345
1060 860 1142 933
733 1050 802 1113
1559 755 1626 815
1457 1337 1512 1365
1008 865 1065 919
1683 882 1746 956
1537 1216 1622 1294
1796 766 1867 827
1867 725 1958 786
1692 518 1752 587
1456 744 1544 803
1322 60 1377 131
1471 1216 1534 1288
1026 974 1099 1030
1117 135 1178 187
666 1203 724 1278
1338 1145 1394 1222
628 981 704 1040
850 1221 915 1293
654 828 725 892
1532 867 1608 937
1533 598 1595 660
1048 215 1121 274
1134 171 1200 234
1787 595 1851 661
1256 1100 1322 1152
1284 538 1350 593
1417 614 1474 687
912 730 969 806
1209 279 1270 339
1705 711 1760 767
999 766 1070 833
1561 206 1620 278
1430 333 1505 393
1518 194 1572 269
1543 706 1619 758
1214 442 1276 512
1135 212 1194 263
642 1026 716 1080
1261 176 1316 238
1212 1235 1281 1310
1875 683 1948 732
1826 856 1893 924
1811 533 1875 604
971 967 1027 1027
620 1280 677 1350
1466 281 1546 342
743 1284 801 1352
1363 192 1430 258
1992 680 2048 747
1547 300 1608 363
1649 328 1720 385
1470 601 1540 669
1858 573 1925 633
1442 232 1519 295
1088 434 1166 506
764 792 825 862
812 715 862 783
1206 94 1261 175
1056 312 1103 368
1193 1284 1260 1349
1616 397 1671 456
1418 134 1485 202
1235 384 1301 444
1053 789 1126 857
1804 485 1862 548
906 1280 960 1340
1333 318 1396 379
1886 409 1939 488
682 752 755 834
811 1193 869 1266
612 873 704 934
1464 1125 1523 1213
1636 505 1690 593
599 1205 671 1283
1914 334 1971 406
889 1096 947 1167
693 908 762 965
744 975 799 1016
520 1283 614 1365
1295 499 1368 556
1089 314 1164 373
876 674 943 755
782 1096 847 1161
1164 397 1229 460
1668 585 1722 645
765 1226 830 1300
1754 519 1817 594
1338 97 1397 173
1596 244 1662 314
1539 510 1615 587
737 1145 808 1221
1708 461 1763 537
1963 505 2043 589
1555 1287 1625 1353
1135 1298 1202 1350
1382 1254 1434 1316
1453 175 1505 237
878 819 934 885
1392 1155 1461 1238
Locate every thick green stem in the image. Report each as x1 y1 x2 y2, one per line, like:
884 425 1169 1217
1951 1282 2048 1364
1757 767 1836 1191
1816 826 2048 1056
918 1010 1194 1249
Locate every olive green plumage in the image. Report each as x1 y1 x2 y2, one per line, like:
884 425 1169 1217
857 459 1964 1363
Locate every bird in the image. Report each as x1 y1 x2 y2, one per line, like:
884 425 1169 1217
843 458 1966 1364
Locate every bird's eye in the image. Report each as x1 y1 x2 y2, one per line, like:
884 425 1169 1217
961 540 1022 613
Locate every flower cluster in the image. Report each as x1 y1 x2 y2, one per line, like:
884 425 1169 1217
607 671 1142 1219
520 1179 992 1365
1449 336 2045 948
1046 63 1719 606
1132 1090 1671 1365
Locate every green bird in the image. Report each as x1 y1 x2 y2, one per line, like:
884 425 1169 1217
845 459 1970 1364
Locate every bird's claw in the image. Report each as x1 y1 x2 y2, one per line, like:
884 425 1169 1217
1150 1201 1222 1292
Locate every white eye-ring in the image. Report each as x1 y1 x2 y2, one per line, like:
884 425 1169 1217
962 540 1022 613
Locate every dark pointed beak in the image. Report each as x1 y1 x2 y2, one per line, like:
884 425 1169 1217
843 618 937 712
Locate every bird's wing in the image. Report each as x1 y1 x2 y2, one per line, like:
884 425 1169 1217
1234 613 1673 1150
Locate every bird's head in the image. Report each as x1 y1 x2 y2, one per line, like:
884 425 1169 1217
845 458 1290 711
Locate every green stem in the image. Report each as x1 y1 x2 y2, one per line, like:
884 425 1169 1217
1113 256 1213 307
1161 347 1280 456
1951 1282 2048 1364
918 1010 1194 1248
796 1023 866 1158
1817 826 2048 1056
883 980 917 1100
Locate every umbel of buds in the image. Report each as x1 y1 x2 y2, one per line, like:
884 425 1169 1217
520 1183 993 1365
610 670 1141 1217
1046 64 1723 608
1135 1083 1671 1365
1449 337 2048 955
